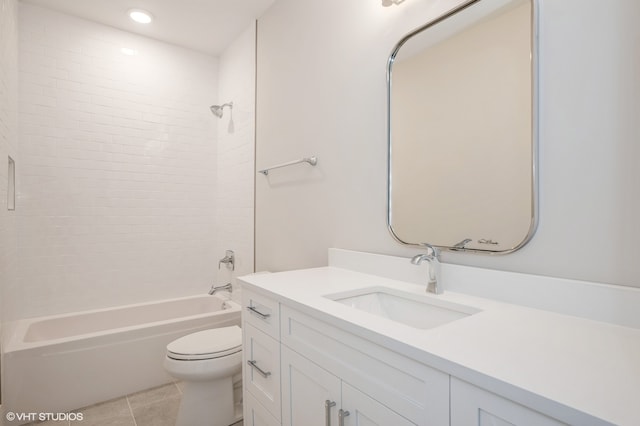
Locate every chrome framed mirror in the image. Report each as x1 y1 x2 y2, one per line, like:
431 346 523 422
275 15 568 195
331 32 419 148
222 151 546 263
387 0 538 253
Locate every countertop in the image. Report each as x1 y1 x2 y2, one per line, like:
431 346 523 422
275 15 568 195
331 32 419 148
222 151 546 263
239 266 640 426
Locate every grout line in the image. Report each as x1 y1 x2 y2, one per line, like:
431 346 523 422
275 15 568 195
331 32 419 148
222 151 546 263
125 395 138 426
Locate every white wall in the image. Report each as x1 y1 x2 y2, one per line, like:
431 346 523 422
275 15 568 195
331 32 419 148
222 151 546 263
256 0 640 289
215 23 256 302
12 4 219 320
0 0 19 404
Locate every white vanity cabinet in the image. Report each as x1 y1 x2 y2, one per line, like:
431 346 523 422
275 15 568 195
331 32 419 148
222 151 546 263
241 285 602 426
242 290 607 426
238 257 638 426
242 288 450 426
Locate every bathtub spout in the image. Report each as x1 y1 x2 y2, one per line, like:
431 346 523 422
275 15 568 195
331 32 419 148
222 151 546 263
209 283 232 295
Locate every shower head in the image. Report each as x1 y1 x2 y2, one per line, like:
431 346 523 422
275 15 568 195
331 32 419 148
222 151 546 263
210 102 233 118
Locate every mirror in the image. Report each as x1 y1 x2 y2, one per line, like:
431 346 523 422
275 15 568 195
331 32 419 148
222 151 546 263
387 0 538 253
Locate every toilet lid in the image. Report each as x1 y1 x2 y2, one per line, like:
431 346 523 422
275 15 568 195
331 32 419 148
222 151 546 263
167 325 242 361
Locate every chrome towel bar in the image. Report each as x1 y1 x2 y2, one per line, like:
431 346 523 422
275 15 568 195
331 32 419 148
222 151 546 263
258 156 317 175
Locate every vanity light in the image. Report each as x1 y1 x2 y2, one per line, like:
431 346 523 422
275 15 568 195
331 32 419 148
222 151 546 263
382 0 405 6
128 9 153 24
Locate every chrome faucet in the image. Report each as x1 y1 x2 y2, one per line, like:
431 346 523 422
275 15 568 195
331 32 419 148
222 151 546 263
209 283 232 295
218 250 235 271
410 244 442 294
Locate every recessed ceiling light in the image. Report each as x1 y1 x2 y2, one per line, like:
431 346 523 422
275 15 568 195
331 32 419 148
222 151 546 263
128 9 153 24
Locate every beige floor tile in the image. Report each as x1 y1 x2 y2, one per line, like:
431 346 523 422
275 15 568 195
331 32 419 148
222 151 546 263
127 382 181 410
74 397 135 426
130 395 180 426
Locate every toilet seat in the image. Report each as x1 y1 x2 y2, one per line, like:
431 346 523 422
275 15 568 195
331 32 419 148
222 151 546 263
167 325 242 361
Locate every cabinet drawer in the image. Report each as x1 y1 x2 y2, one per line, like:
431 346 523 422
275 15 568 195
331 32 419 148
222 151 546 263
243 323 281 420
244 390 281 426
243 289 280 340
280 305 449 426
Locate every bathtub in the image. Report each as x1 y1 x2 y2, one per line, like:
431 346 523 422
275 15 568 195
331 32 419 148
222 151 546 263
2 294 241 418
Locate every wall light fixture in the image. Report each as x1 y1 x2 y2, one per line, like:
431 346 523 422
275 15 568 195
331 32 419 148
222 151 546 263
382 0 405 6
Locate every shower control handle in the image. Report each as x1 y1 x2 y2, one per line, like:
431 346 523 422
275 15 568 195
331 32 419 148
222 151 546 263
218 250 235 271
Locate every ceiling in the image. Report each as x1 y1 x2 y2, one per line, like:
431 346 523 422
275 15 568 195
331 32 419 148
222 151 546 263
20 0 275 56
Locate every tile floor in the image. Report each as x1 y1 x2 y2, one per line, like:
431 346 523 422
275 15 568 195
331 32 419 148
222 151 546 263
26 382 243 426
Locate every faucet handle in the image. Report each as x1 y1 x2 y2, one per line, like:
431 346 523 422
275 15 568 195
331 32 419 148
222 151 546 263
419 243 439 257
218 250 235 271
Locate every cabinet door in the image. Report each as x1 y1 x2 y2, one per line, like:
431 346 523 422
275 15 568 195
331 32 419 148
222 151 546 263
451 378 566 426
244 323 281 420
281 345 341 426
244 390 281 426
341 382 416 426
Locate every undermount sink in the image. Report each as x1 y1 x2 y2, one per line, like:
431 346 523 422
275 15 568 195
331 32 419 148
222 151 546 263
325 287 481 330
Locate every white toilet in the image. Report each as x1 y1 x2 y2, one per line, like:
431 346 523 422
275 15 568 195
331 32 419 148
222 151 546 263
164 325 243 426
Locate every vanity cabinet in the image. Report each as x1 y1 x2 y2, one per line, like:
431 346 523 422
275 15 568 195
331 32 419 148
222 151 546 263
242 286 580 426
242 288 449 426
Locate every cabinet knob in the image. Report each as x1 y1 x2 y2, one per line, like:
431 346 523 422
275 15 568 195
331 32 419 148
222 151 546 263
338 408 350 426
325 400 336 426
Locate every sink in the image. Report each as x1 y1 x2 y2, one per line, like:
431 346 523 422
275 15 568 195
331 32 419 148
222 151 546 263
325 287 480 330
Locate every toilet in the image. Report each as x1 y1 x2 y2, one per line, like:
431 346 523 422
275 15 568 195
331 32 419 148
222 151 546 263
164 325 243 426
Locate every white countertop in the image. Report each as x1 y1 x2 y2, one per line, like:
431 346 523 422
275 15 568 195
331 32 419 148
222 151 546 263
239 266 640 426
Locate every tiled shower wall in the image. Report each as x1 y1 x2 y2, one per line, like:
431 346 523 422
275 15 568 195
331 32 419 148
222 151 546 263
215 23 256 302
0 0 19 403
12 4 220 320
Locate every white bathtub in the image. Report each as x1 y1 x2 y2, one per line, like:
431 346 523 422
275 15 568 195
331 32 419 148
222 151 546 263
2 294 241 418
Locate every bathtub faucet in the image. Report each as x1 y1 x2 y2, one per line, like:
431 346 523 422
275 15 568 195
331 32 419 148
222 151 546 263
209 283 232 295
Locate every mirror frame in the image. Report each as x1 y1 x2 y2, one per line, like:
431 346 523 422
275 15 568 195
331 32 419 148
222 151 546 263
386 0 539 254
